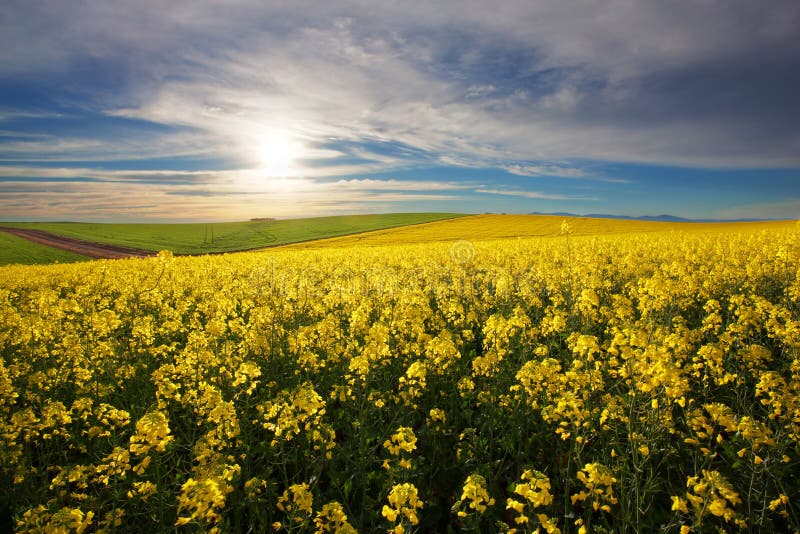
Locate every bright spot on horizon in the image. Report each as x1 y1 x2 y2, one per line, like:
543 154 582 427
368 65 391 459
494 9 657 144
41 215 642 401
257 130 298 177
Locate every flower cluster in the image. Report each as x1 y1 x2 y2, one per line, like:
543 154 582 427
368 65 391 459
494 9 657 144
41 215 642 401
382 483 424 533
454 473 495 519
571 463 618 513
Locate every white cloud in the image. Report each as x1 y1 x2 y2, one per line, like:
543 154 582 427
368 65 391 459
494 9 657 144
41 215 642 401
0 108 72 121
322 178 473 191
0 128 219 162
503 164 587 179
502 164 631 183
475 188 597 201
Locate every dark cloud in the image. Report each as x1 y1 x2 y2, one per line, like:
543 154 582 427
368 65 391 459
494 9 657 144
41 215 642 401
562 51 799 127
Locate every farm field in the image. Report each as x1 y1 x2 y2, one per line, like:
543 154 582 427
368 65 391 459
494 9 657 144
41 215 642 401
0 231 87 266
285 213 794 249
1 219 799 533
0 213 463 258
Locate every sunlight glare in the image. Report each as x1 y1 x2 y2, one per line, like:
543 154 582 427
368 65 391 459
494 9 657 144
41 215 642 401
258 130 297 176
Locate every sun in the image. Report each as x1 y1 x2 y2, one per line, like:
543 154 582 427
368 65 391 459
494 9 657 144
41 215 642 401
257 131 297 176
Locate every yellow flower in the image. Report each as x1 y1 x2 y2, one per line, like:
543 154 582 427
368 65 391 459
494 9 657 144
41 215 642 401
383 483 423 526
129 411 173 455
671 496 689 514
456 474 495 515
314 501 356 533
507 499 525 513
257 382 326 443
175 477 229 528
769 494 789 511
384 427 417 455
277 483 314 515
536 513 561 534
572 463 617 512
683 470 741 523
127 481 157 501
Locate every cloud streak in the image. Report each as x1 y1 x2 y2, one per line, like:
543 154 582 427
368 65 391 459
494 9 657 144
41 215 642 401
475 188 597 201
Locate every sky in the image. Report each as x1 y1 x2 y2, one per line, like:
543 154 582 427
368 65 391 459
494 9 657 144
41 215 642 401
1 0 799 222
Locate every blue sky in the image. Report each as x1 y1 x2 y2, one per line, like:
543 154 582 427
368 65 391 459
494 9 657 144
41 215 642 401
1 1 798 222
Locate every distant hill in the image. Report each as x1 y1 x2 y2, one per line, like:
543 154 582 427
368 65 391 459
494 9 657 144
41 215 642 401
530 212 771 223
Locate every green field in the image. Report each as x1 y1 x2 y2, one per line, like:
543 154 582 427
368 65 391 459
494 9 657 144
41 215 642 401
0 213 464 257
0 231 88 265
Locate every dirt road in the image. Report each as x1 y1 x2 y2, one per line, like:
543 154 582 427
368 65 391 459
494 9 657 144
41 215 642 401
0 227 156 259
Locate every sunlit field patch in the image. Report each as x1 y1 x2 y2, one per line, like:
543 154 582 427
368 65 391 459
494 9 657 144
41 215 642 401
1 221 798 532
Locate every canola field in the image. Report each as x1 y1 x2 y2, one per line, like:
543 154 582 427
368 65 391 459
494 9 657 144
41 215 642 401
1 218 799 533
284 214 788 249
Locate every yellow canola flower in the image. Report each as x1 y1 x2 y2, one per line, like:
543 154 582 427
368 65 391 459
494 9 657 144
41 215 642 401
682 470 742 524
383 426 417 456
129 411 173 455
382 483 424 529
456 474 495 516
572 463 618 512
127 481 158 501
17 506 95 534
314 501 357 533
175 477 229 530
277 483 314 516
258 382 326 444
